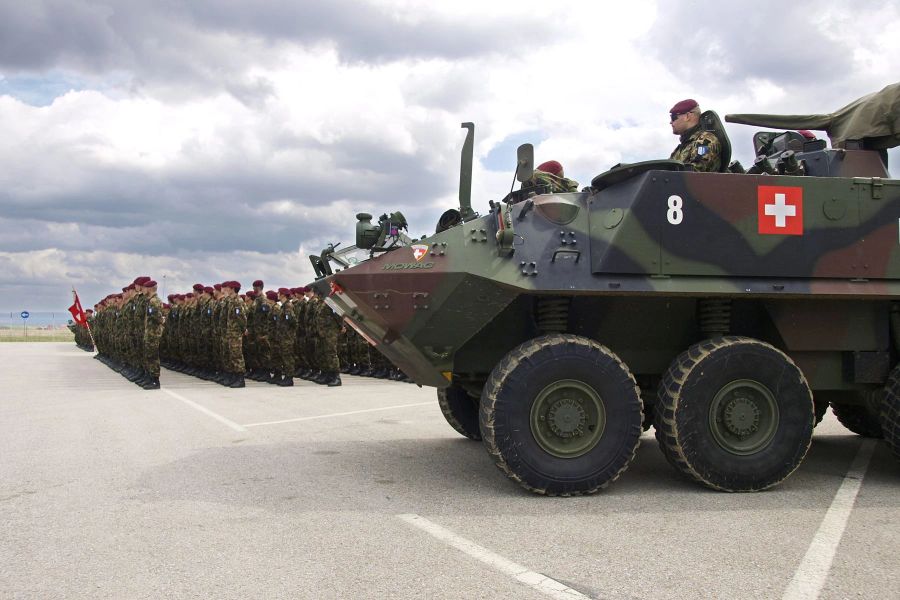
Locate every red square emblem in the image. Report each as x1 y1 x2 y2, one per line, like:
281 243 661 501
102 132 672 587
758 186 803 235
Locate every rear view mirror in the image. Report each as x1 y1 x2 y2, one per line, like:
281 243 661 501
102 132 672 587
516 143 534 182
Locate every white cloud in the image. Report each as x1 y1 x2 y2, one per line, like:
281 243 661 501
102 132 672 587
0 0 898 309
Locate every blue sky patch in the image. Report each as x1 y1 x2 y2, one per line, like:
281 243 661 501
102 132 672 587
482 130 547 172
0 72 88 106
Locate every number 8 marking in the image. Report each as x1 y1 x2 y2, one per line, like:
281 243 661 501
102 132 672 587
667 195 684 225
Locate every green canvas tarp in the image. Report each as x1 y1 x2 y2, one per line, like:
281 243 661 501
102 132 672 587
725 82 900 150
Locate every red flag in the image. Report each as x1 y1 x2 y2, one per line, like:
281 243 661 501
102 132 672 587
68 290 88 328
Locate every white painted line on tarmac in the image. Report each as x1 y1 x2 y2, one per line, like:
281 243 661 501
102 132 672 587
243 401 432 428
161 388 248 433
397 513 590 600
782 438 877 600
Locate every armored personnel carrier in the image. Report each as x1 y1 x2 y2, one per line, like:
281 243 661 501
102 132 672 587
311 84 900 495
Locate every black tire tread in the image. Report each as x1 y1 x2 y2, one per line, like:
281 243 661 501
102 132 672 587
831 400 884 439
437 385 482 441
480 334 642 496
654 336 813 492
882 365 900 461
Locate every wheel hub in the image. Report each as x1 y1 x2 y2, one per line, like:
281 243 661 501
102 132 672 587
709 379 779 456
530 379 605 459
723 396 761 438
547 398 586 438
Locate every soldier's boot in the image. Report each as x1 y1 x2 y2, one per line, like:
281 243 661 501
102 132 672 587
141 376 160 390
228 373 245 388
135 370 150 386
324 372 342 387
311 370 328 384
215 372 228 385
263 372 277 384
276 374 294 387
255 369 270 381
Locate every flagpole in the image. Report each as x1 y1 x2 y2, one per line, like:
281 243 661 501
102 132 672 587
72 287 97 352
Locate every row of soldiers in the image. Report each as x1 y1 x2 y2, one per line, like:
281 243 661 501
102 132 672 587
80 277 407 390
89 276 166 389
161 280 344 387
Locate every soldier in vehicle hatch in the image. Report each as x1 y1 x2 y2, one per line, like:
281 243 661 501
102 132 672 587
521 160 579 194
669 98 722 172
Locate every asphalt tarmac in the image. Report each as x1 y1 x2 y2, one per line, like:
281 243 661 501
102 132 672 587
1 343 897 599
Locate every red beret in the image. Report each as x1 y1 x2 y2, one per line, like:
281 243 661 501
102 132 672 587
253 280 264 288
192 283 204 291
167 294 176 301
225 281 241 292
536 160 563 177
246 291 257 299
213 284 222 291
185 293 194 299
669 99 698 115
278 287 291 296
145 280 158 288
266 290 278 301
163 303 170 309
133 276 151 286
204 286 214 294
797 130 816 140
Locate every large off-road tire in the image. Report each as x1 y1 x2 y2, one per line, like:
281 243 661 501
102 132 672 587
437 384 481 440
831 392 884 439
654 336 814 492
479 334 643 496
882 365 900 461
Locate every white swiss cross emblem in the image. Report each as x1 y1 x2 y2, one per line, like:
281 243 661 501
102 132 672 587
758 185 803 235
411 244 429 262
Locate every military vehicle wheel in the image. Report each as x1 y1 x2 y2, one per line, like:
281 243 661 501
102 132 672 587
437 384 481 440
831 392 884 438
479 334 642 496
881 365 900 461
654 336 814 492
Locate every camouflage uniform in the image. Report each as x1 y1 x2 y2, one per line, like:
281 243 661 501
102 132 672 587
143 294 165 380
223 294 247 375
275 301 296 382
314 300 342 374
670 124 722 172
521 170 580 194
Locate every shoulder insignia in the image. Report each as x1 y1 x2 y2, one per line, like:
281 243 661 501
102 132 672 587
697 145 708 156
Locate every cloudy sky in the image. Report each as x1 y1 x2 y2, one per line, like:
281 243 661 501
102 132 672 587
1 0 898 311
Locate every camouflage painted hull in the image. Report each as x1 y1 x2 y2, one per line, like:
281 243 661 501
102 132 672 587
318 160 900 394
